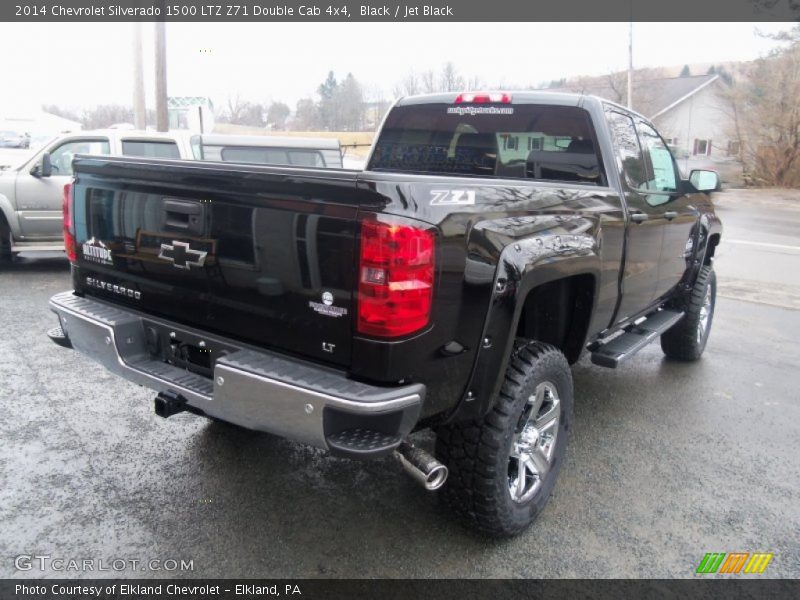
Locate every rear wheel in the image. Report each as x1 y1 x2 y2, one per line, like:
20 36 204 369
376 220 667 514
661 265 716 361
436 341 573 536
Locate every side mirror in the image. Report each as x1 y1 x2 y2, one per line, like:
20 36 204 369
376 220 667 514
689 169 720 193
31 152 53 177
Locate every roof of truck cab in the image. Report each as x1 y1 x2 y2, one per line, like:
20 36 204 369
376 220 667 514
197 134 341 150
395 91 588 107
78 129 191 140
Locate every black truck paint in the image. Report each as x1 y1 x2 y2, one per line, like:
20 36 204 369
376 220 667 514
49 92 722 535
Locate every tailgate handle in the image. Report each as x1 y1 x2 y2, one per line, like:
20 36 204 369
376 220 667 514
163 199 203 234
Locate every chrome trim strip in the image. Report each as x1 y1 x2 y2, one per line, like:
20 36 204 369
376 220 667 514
216 362 420 413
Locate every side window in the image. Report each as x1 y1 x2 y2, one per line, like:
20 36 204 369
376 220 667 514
220 147 289 165
606 110 647 189
636 121 678 193
288 150 325 167
49 139 110 176
121 140 181 159
190 135 204 160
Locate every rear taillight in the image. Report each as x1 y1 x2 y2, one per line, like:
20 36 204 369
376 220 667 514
357 217 435 338
62 181 76 262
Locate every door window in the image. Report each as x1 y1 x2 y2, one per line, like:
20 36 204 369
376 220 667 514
49 139 110 176
637 121 678 193
605 110 647 189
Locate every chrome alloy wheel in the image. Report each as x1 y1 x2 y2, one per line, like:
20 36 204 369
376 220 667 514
508 381 561 503
697 284 713 344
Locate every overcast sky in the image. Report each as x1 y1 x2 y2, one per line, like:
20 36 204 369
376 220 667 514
0 22 794 113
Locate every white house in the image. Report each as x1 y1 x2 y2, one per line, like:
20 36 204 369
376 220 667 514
550 74 743 184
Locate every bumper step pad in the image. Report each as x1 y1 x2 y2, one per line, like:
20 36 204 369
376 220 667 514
46 325 72 349
326 428 403 454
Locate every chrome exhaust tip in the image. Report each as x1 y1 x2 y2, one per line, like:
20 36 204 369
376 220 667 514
394 440 448 491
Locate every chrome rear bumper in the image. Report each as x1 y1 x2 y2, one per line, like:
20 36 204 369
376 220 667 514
48 291 423 457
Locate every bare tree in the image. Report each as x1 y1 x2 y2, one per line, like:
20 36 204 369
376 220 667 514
465 75 484 90
605 71 628 104
420 70 437 93
219 94 247 123
293 98 320 131
266 101 290 130
336 73 365 131
723 28 800 186
363 84 392 130
393 71 421 98
440 62 465 92
43 104 134 129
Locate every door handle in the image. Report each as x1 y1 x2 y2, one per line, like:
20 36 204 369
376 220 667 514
630 212 649 223
664 211 678 220
162 199 204 234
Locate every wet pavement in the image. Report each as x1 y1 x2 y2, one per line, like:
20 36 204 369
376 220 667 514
1 189 798 578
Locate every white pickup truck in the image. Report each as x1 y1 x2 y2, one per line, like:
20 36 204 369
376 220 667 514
0 130 343 260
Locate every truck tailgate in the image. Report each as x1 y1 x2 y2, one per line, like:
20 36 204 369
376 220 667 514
71 156 365 367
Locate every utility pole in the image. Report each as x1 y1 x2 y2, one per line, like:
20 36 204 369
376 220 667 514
627 20 633 109
132 23 146 130
154 22 168 132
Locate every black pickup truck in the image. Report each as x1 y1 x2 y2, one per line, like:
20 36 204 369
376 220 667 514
48 92 722 536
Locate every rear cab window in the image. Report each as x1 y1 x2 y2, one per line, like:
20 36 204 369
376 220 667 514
369 102 605 185
121 140 181 159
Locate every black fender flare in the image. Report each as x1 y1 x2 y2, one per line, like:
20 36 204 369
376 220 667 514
445 232 601 423
681 210 723 291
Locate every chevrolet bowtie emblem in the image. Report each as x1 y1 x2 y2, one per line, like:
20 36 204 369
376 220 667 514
158 241 207 270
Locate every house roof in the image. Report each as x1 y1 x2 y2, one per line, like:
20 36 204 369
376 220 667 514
648 75 720 118
546 74 720 119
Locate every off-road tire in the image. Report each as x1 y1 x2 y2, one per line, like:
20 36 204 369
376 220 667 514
660 265 716 361
435 341 573 537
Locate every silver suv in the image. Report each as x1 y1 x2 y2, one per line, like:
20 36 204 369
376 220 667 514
0 130 344 260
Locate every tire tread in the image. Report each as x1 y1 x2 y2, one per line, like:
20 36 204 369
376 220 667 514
436 341 572 536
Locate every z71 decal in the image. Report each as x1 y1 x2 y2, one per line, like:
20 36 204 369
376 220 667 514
430 190 476 206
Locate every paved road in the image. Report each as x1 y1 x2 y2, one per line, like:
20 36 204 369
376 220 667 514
0 190 798 579
714 189 800 310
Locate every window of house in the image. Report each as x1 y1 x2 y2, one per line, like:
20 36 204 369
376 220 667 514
727 141 741 156
502 135 519 151
527 137 542 151
693 139 712 156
